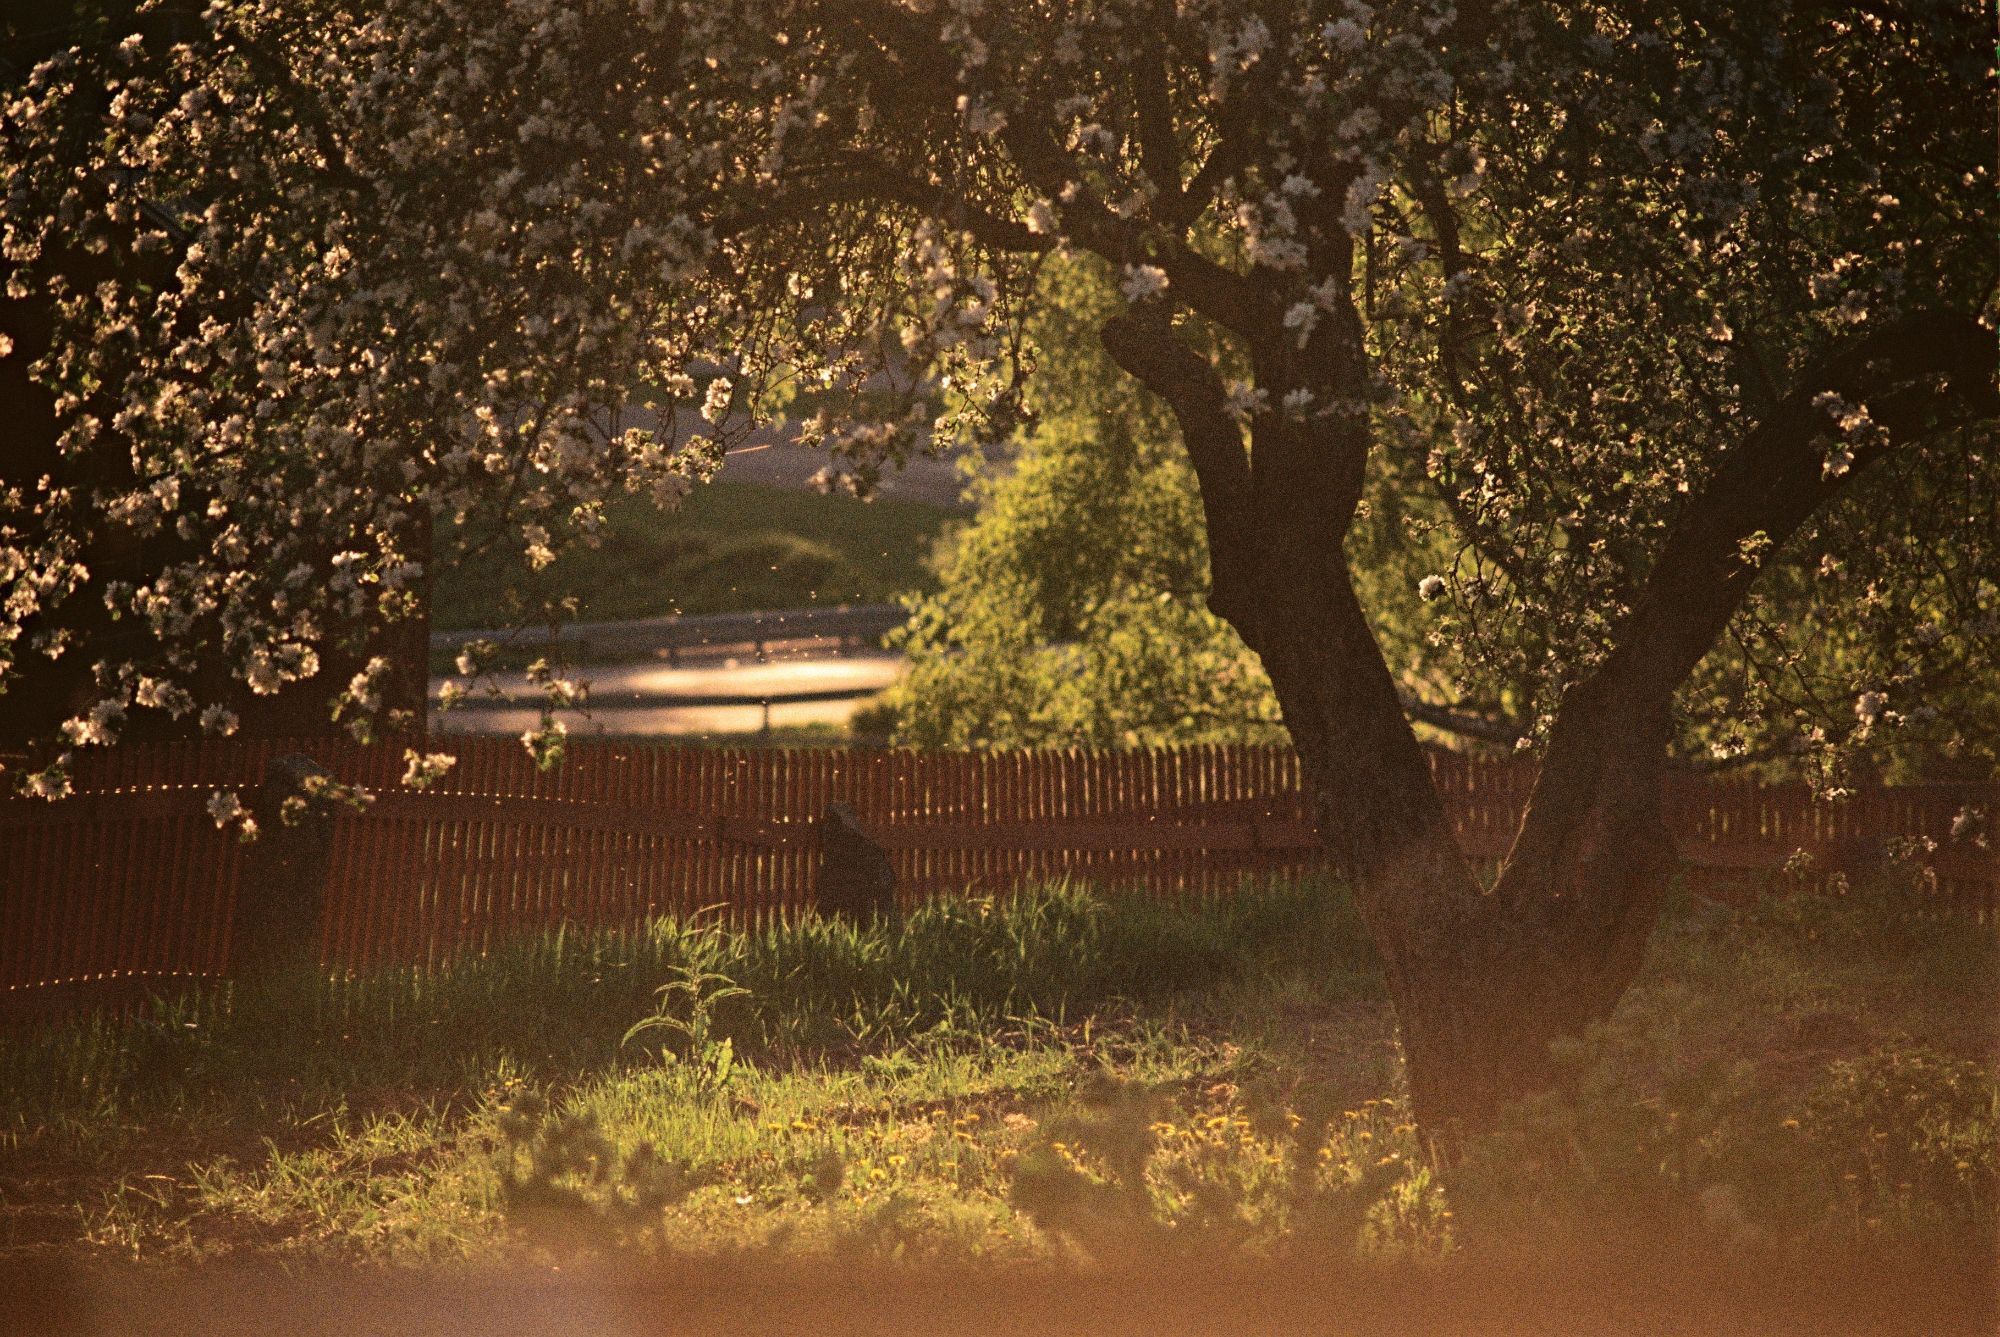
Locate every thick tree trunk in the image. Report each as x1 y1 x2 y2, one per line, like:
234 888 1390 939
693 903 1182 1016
1241 555 1679 1138
1100 312 1685 1139
1101 304 1994 1144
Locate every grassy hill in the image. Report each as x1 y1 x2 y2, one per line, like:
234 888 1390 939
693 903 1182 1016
432 482 955 631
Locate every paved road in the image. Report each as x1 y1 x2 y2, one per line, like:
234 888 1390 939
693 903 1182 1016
431 650 905 738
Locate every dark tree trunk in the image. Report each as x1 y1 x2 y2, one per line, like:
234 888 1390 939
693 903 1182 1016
1101 303 1993 1144
1234 536 1680 1139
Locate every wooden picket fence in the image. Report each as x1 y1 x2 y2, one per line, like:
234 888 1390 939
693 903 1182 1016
2 737 1994 1017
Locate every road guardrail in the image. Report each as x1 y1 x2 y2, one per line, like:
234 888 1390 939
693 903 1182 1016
430 604 907 664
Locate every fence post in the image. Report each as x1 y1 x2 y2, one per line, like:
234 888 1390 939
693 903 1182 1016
231 753 336 983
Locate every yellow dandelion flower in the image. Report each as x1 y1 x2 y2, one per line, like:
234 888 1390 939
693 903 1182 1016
888 1154 907 1168
869 1168 888 1181
1357 1130 1373 1142
1206 1115 1230 1131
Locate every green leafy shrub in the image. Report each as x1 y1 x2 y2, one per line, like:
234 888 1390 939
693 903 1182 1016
1796 1047 1999 1231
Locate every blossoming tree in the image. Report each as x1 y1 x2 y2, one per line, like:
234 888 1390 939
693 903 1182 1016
3 0 1992 1132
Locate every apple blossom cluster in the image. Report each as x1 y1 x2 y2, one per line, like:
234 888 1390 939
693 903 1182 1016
1 0 1990 802
0 0 1045 789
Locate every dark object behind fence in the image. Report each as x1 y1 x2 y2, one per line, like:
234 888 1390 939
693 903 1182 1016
232 755 338 982
2 738 1994 1019
816 802 900 923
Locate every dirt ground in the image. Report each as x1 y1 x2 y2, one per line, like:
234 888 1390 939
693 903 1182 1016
6 1243 1996 1337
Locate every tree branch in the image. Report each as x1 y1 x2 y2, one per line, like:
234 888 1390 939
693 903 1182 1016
1591 310 1997 709
715 162 1051 255
1098 310 1259 631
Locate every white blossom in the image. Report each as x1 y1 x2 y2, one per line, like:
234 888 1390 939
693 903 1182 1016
1118 264 1169 303
401 749 458 789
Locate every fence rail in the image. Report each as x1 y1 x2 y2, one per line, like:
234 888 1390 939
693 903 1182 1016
3 738 1994 1016
430 603 905 663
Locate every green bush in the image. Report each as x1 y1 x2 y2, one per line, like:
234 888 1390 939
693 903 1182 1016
1798 1047 1999 1231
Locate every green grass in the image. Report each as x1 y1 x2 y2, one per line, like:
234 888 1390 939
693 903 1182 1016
0 879 1993 1274
431 482 955 632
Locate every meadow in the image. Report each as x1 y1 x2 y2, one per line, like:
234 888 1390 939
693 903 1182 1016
2 875 1993 1301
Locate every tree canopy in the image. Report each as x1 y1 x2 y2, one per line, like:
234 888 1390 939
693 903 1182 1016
4 0 1992 1130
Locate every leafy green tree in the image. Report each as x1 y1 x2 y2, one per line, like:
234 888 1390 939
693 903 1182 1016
887 255 1544 754
887 257 1288 750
